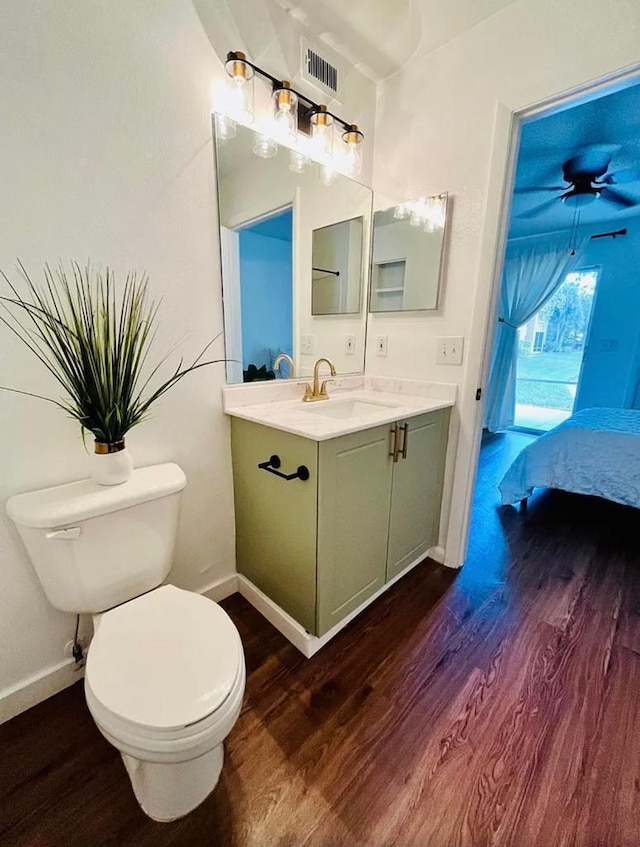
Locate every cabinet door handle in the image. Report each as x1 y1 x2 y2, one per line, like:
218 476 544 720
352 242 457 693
390 424 400 463
401 423 409 459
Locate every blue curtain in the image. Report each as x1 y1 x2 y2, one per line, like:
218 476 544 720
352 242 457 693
485 233 585 432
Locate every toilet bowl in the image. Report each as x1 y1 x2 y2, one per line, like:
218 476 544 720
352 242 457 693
5 463 245 821
84 585 246 822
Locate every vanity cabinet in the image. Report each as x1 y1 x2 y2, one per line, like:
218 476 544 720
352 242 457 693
231 408 449 638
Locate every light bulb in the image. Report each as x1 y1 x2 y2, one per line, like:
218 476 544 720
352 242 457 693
253 132 277 158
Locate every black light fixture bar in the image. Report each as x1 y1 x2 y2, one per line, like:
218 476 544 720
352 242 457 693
226 50 361 137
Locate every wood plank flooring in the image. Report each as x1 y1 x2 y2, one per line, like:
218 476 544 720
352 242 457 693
1 431 639 846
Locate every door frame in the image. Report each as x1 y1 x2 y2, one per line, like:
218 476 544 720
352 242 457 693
452 64 640 568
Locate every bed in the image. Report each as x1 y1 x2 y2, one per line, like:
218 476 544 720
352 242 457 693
499 408 640 509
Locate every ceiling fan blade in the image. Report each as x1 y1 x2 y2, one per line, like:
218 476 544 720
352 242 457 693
514 185 565 194
599 187 638 209
603 166 640 185
515 197 559 219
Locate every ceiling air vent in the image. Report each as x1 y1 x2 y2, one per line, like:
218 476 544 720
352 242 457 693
301 38 340 99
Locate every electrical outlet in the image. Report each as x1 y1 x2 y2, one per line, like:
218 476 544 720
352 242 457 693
300 334 314 356
436 336 464 365
376 335 388 357
345 334 356 355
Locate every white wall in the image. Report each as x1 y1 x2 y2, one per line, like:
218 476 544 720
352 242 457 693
369 0 640 565
0 1 236 719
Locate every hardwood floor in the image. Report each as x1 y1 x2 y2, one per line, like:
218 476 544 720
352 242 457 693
2 431 639 846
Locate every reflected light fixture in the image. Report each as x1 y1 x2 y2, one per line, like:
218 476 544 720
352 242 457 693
217 50 365 180
394 194 446 231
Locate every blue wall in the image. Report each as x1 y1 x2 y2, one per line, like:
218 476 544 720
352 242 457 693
575 217 640 410
239 210 292 371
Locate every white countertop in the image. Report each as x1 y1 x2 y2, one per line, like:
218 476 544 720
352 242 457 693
222 376 455 441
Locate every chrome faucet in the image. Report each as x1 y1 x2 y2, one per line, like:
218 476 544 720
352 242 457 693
303 357 337 402
273 353 295 378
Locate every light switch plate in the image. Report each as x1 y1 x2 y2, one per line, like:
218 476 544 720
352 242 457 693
436 336 464 365
376 335 388 357
300 334 314 356
345 334 356 355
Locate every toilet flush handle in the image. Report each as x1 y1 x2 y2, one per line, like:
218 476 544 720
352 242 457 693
46 527 82 541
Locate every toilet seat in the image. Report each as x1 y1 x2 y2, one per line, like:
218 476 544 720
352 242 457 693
85 585 244 749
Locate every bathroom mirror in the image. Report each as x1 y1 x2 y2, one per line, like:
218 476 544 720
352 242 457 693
213 119 372 383
311 217 364 315
369 193 449 312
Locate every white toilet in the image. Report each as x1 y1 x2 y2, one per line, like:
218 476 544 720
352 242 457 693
6 463 245 822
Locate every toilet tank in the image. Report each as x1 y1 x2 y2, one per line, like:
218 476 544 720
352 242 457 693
6 463 187 614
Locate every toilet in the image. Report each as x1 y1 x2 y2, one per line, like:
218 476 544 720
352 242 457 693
6 463 245 822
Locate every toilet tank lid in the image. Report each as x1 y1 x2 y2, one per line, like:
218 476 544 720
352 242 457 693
5 463 186 529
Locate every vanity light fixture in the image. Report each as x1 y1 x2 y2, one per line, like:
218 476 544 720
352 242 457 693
218 50 365 179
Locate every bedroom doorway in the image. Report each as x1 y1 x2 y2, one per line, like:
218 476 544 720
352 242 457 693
513 267 599 432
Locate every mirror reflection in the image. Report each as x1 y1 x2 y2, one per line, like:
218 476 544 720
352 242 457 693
214 120 372 383
369 193 449 312
311 217 364 315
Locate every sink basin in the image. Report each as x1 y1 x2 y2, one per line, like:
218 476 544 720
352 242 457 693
302 398 397 420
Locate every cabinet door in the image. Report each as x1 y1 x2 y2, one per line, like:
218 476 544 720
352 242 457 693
386 409 449 581
317 424 394 636
231 418 319 633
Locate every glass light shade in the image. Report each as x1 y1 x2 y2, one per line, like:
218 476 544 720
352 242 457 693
253 132 278 158
393 204 410 220
310 106 334 163
221 53 254 125
341 125 364 177
272 84 298 144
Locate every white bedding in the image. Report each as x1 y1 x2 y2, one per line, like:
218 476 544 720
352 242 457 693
499 408 640 508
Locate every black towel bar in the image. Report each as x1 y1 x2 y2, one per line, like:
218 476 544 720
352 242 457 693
258 454 310 482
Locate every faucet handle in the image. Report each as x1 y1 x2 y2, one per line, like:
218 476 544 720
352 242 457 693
319 378 334 397
302 383 314 402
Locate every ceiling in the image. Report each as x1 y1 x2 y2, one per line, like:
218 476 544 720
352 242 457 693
510 81 640 237
194 0 515 83
278 0 513 80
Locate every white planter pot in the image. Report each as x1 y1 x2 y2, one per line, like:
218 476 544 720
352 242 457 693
90 440 133 486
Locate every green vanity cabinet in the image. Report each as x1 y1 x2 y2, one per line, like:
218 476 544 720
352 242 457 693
316 425 394 635
231 418 319 632
386 410 450 581
231 406 449 639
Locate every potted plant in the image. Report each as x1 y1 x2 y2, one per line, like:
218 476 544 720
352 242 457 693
0 261 223 485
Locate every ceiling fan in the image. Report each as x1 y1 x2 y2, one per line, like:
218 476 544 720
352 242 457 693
515 144 640 218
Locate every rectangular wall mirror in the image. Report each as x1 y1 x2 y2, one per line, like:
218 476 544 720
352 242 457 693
369 193 449 312
214 119 372 383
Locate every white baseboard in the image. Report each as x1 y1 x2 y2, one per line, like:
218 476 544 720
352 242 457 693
238 545 441 658
200 573 238 602
0 572 239 726
0 657 84 725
